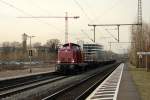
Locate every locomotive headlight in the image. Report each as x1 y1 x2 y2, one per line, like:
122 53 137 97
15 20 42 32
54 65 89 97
72 59 75 63
57 60 60 63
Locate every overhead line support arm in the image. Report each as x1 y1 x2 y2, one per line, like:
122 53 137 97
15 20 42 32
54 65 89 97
88 24 140 43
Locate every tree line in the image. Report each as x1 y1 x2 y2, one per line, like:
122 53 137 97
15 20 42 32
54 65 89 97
0 39 60 62
129 23 150 69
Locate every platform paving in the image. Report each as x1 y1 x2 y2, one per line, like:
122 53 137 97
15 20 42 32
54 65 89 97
117 63 140 100
0 67 55 81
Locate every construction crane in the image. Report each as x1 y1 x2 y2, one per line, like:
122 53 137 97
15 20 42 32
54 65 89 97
18 12 79 43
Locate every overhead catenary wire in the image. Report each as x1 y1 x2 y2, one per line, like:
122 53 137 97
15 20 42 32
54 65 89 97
0 0 64 34
105 28 118 41
0 0 30 15
73 0 104 42
87 0 122 43
30 0 52 15
93 0 122 23
81 29 94 42
26 0 65 33
73 0 93 22
73 0 120 43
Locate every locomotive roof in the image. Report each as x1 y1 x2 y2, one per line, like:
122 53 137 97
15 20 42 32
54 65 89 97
63 43 80 47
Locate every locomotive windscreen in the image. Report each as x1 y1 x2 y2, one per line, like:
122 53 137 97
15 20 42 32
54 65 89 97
63 43 80 47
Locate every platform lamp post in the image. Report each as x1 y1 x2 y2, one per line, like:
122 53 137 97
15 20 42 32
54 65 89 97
28 35 35 73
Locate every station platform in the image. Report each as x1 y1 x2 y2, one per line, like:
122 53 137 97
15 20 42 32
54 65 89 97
117 63 140 100
86 63 140 100
0 67 55 81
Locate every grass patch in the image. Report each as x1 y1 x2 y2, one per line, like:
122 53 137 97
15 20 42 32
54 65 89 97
129 64 150 100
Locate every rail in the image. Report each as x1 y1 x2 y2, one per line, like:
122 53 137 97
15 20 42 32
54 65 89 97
42 63 119 100
86 63 124 100
0 74 66 99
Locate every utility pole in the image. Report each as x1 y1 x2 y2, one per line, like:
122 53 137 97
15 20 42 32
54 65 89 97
65 12 68 43
88 24 140 43
18 12 79 43
117 25 120 42
137 0 143 67
87 25 96 42
28 35 35 73
22 33 28 59
93 25 96 42
138 0 142 26
109 42 112 59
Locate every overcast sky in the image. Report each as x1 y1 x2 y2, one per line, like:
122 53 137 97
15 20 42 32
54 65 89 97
0 0 149 53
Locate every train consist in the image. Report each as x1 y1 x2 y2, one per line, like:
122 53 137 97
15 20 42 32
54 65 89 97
55 43 115 74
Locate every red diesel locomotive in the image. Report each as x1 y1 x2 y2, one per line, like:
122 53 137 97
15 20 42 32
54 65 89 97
56 43 87 74
55 43 116 74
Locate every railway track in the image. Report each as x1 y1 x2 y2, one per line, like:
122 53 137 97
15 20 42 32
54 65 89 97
0 63 119 100
0 72 59 92
0 72 67 99
0 72 58 90
42 63 119 100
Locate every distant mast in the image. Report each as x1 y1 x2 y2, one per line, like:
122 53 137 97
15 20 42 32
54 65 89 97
22 33 27 53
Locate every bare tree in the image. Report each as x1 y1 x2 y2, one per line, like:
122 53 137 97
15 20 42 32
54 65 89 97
2 41 10 47
0 41 23 61
11 41 21 48
130 23 150 67
33 42 41 48
1 42 11 61
45 39 60 50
